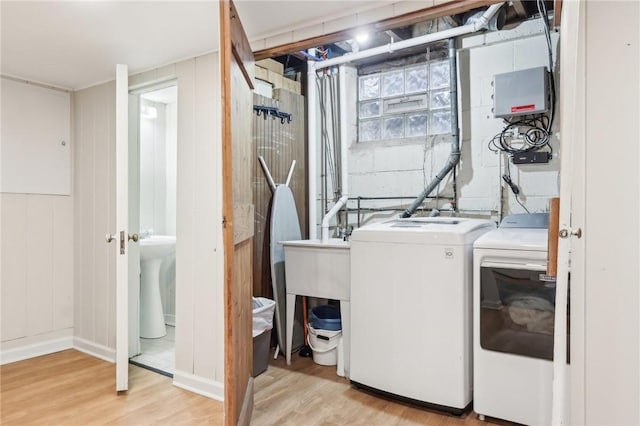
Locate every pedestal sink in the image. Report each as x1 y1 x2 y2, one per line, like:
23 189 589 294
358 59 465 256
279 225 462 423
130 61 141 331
140 235 176 338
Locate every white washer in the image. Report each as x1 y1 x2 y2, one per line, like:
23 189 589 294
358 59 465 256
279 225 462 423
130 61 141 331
473 214 565 425
350 217 494 413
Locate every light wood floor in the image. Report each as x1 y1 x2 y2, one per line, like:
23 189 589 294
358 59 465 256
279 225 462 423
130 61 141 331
1 349 513 425
252 352 511 426
0 350 223 425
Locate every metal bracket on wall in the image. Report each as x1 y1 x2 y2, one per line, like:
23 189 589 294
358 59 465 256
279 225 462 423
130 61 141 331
253 105 293 123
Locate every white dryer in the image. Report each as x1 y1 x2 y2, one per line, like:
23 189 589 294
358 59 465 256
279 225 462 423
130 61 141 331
473 213 567 425
350 217 494 414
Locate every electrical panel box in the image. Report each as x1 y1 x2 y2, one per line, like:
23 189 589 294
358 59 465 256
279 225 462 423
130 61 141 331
493 66 549 118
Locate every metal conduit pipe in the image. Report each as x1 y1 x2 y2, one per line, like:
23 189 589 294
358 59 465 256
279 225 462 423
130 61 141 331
401 38 460 218
307 59 318 239
308 4 504 230
310 3 504 72
321 65 349 242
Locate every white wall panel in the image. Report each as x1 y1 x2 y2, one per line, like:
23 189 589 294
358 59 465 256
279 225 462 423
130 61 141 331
1 194 28 341
73 81 116 350
93 82 113 348
25 197 54 335
166 102 178 236
53 196 74 329
1 78 71 195
129 52 224 386
0 193 74 353
192 53 220 379
70 51 222 392
173 57 197 375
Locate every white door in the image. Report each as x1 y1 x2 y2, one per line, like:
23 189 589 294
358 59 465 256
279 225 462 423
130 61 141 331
556 2 640 425
115 64 130 392
552 2 583 422
128 93 141 358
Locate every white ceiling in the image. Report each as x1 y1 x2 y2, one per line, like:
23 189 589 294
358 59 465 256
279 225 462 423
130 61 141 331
142 85 177 104
1 1 373 91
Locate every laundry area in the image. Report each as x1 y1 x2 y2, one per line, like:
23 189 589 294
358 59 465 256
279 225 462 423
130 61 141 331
1 1 638 426
248 2 570 425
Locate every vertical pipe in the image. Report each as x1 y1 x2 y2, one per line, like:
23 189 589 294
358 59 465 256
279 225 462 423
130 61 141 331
307 61 318 239
401 38 460 218
339 65 349 219
320 65 350 242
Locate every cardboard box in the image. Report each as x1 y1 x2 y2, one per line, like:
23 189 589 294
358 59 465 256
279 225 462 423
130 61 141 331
268 70 283 90
254 65 269 81
256 58 284 75
284 78 301 94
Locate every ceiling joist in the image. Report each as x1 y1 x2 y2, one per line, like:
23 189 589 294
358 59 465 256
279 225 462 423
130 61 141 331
253 0 505 60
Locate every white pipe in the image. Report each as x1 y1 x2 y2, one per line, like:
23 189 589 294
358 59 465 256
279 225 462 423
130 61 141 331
310 3 503 239
307 59 318 239
320 65 350 243
321 195 348 242
311 3 504 71
339 65 349 203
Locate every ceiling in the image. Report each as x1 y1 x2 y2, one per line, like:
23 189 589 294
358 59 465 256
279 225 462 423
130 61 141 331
0 0 373 91
142 85 177 104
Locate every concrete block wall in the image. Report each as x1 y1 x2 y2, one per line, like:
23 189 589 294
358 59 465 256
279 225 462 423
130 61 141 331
459 19 560 215
344 18 560 229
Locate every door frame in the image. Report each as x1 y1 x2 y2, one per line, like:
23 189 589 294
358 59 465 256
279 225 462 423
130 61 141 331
127 80 179 360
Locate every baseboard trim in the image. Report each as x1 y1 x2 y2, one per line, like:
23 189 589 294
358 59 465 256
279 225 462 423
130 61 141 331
173 370 224 402
73 337 116 363
0 335 73 365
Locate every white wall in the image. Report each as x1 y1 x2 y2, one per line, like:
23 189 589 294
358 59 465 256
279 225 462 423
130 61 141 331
138 97 178 323
139 99 168 236
165 101 178 236
130 53 225 395
0 79 75 364
72 54 223 395
0 194 74 363
72 81 118 358
343 19 559 229
459 19 560 215
1 78 71 195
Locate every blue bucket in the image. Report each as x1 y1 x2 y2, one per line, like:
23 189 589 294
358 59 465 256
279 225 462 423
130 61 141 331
310 305 342 331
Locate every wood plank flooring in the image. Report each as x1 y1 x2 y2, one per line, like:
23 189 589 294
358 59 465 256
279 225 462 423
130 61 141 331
0 350 223 425
252 352 512 426
1 349 513 425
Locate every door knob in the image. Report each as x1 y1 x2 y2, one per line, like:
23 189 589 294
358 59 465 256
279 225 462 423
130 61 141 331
559 228 582 239
128 233 139 242
106 233 116 243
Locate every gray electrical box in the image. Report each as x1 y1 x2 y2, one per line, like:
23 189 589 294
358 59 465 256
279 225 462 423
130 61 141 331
493 66 549 118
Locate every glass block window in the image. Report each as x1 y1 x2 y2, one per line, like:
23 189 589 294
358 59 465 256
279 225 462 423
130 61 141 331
358 59 452 142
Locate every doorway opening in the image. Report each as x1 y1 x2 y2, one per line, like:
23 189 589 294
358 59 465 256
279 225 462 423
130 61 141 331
129 83 178 377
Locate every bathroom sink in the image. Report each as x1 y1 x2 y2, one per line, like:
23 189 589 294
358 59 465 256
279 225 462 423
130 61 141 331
139 235 176 338
140 235 176 261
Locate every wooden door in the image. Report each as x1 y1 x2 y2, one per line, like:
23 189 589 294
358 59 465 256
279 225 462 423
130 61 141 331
220 1 255 424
